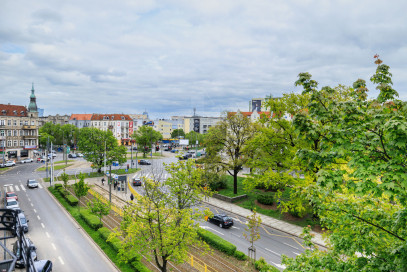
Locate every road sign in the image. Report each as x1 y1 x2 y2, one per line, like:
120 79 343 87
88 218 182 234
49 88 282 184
67 147 70 154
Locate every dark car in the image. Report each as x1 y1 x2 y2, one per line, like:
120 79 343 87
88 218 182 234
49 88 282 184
207 214 234 228
13 238 37 268
164 147 172 151
133 178 142 186
178 155 189 160
138 159 151 165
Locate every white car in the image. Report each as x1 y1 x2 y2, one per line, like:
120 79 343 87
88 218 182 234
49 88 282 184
6 198 19 210
27 179 39 188
20 158 33 163
76 153 83 157
5 161 16 167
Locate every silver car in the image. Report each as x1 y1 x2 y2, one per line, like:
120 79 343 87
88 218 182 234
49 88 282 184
6 198 19 210
20 158 33 163
27 179 39 188
5 161 15 167
17 212 29 233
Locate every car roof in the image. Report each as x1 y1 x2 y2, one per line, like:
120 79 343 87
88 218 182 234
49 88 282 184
6 191 16 194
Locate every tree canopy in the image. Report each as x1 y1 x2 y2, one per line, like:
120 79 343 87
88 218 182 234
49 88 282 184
132 125 162 158
171 128 185 139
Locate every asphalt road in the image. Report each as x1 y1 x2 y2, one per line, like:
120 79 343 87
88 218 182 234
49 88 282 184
0 158 118 272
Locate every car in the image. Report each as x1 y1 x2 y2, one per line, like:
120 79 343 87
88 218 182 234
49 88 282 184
170 149 179 153
6 198 19 210
17 212 29 233
27 179 39 188
38 156 50 162
76 153 83 157
132 178 142 186
132 147 138 150
13 238 37 268
34 260 53 272
207 214 234 228
20 158 33 163
0 163 4 168
68 153 77 158
6 191 18 201
164 147 172 151
178 155 189 160
5 161 16 167
138 159 151 165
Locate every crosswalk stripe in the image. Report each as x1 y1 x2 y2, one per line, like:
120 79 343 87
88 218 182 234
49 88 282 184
38 184 43 189
21 185 26 191
15 185 20 192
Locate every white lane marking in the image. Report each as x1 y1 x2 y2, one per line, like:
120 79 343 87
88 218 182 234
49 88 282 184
265 248 281 256
58 256 64 265
52 243 56 250
41 223 45 228
30 203 34 207
200 226 224 236
231 233 240 238
37 215 41 220
283 242 301 251
231 226 240 230
38 184 43 189
33 209 37 213
293 252 301 256
45 232 50 238
271 262 286 269
21 185 26 191
15 186 20 192
28 198 31 201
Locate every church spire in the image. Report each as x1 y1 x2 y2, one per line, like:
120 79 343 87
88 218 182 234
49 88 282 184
28 83 38 112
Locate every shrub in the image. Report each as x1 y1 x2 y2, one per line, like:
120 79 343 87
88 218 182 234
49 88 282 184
257 194 274 205
131 261 151 272
65 194 79 206
98 227 111 241
197 228 236 256
255 257 279 272
79 209 103 230
54 184 62 189
234 250 248 260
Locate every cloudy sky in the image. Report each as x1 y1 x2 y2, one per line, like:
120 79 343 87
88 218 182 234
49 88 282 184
1 1 406 119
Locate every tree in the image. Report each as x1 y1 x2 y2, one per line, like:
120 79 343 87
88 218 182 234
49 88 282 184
282 56 407 271
171 128 185 139
87 196 110 223
112 175 209 272
204 112 256 194
77 127 126 172
185 131 205 148
132 126 162 158
73 173 90 211
60 170 69 188
243 209 262 262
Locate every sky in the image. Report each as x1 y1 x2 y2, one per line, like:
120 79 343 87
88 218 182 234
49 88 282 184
1 1 406 119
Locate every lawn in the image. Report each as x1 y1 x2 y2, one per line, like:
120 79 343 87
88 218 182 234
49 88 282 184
43 168 141 182
216 175 319 228
36 164 73 171
53 160 75 164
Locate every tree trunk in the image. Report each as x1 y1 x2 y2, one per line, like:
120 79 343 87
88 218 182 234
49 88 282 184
233 170 238 194
161 259 167 272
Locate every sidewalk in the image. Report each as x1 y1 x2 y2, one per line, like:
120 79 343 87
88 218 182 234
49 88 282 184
55 174 326 247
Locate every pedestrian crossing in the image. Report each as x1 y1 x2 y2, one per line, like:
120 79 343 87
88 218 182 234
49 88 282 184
4 183 43 192
133 172 171 181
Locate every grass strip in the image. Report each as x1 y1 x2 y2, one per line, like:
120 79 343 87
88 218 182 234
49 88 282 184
36 164 73 171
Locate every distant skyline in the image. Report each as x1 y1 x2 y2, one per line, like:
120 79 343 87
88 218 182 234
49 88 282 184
1 1 406 119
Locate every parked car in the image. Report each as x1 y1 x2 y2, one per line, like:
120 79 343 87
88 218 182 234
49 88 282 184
76 153 83 157
13 238 37 268
34 260 53 272
6 191 18 201
20 158 33 163
38 156 50 162
207 214 234 228
0 163 4 168
132 147 138 150
68 153 77 158
17 212 29 233
132 178 142 186
138 159 151 165
178 155 189 160
27 179 39 188
5 161 16 167
6 198 19 210
170 149 179 153
164 147 172 151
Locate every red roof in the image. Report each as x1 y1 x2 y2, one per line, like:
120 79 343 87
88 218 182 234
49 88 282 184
0 104 28 117
227 111 271 118
70 114 92 121
91 114 132 121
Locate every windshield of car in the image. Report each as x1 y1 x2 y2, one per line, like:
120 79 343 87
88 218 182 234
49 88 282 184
7 193 16 197
29 180 36 184
7 200 18 206
20 217 27 224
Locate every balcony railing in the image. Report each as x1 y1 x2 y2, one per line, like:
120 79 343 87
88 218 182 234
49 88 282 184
23 125 37 129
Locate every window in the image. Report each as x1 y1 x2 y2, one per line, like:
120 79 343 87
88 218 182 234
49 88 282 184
104 122 107 126
31 120 35 125
20 140 24 146
13 130 17 136
0 130 4 136
8 120 11 125
24 121 28 125
25 140 28 145
7 140 11 147
13 120 17 126
20 120 23 125
0 120 4 125
7 130 11 136
13 140 17 146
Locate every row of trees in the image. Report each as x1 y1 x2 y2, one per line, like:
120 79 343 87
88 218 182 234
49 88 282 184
200 57 407 270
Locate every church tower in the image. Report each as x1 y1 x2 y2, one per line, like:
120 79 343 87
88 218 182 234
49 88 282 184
28 83 38 112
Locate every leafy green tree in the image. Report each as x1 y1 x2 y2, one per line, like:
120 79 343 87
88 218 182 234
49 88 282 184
78 127 126 172
38 132 55 149
171 128 185 139
73 173 90 211
60 124 79 147
87 196 110 223
204 112 256 194
185 131 205 148
282 56 407 271
60 170 69 188
112 176 209 272
243 209 262 262
132 125 162 158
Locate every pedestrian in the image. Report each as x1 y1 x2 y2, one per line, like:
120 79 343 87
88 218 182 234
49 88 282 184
114 181 117 190
101 178 105 186
130 193 134 201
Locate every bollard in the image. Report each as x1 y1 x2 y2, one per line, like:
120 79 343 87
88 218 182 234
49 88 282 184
191 255 193 267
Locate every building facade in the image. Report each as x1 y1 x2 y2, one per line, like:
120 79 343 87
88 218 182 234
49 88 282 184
39 114 70 127
183 116 223 134
90 114 133 145
69 114 92 128
153 119 173 138
0 85 39 161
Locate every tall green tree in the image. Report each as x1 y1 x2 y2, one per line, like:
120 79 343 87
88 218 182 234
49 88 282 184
243 209 262 262
73 173 90 211
185 131 205 148
171 128 185 139
77 127 126 172
132 126 162 158
204 112 256 194
87 196 110 223
282 56 407 271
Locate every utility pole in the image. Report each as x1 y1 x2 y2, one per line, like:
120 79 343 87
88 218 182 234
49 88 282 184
130 141 133 169
109 165 112 204
50 142 54 186
135 144 138 170
45 137 49 180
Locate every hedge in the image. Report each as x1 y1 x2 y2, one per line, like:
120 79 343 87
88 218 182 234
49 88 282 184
54 184 62 189
197 228 236 256
255 257 280 272
98 227 150 272
234 250 248 261
257 194 274 205
79 209 103 230
65 194 79 206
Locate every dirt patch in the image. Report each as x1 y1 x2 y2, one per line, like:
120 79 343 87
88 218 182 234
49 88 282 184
254 200 279 210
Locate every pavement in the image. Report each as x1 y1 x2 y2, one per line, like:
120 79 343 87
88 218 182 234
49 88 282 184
53 172 326 248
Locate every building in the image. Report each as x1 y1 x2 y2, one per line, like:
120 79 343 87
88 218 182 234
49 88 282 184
0 85 39 160
90 114 133 145
154 119 173 138
69 114 92 129
227 110 271 122
128 113 149 131
39 114 70 127
183 116 223 134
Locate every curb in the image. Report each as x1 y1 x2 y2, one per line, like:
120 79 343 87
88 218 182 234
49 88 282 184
42 179 121 272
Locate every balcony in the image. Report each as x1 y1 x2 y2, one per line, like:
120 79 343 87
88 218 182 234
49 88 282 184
23 125 37 129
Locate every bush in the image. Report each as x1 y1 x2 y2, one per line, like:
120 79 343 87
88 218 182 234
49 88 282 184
131 261 151 272
234 250 248 260
257 194 274 205
98 227 111 241
80 209 103 230
255 257 279 272
197 228 236 256
54 184 62 189
65 194 79 206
